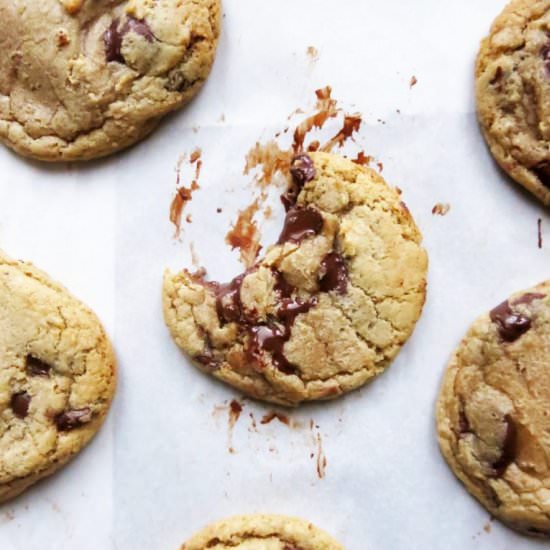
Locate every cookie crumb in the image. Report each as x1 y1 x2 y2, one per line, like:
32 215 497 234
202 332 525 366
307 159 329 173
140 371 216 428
377 161 384 172
483 522 492 534
410 75 418 88
432 203 451 216
306 46 319 61
538 218 543 249
218 113 226 123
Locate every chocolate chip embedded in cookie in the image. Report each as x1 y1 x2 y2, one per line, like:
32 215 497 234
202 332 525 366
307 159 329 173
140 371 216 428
0 0 221 161
476 0 550 205
0 251 116 503
437 282 550 537
163 152 428 406
180 514 344 550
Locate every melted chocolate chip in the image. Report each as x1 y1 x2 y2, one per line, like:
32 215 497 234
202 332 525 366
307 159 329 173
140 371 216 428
55 408 93 431
290 154 316 187
195 353 220 371
104 19 124 63
247 297 317 375
492 415 518 476
272 269 294 298
26 355 51 376
214 273 247 324
490 300 532 343
104 16 154 63
512 292 546 306
277 207 323 244
11 392 30 418
533 162 550 188
318 252 349 294
541 43 550 75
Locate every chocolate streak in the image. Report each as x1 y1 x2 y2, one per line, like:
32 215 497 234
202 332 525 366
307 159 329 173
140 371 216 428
277 207 324 244
318 252 348 294
490 300 532 342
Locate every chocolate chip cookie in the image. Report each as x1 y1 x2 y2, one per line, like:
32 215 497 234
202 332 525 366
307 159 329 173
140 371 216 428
163 152 428 406
476 0 550 205
0 252 116 503
181 514 345 550
0 0 221 161
437 282 550 537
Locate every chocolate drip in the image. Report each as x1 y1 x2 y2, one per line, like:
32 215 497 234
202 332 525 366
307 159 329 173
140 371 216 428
277 207 323 244
492 415 518 476
318 252 348 294
490 300 532 342
11 392 30 418
214 273 247 324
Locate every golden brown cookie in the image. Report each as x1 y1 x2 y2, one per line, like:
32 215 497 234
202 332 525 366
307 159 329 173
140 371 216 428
0 251 116 503
476 0 550 205
437 282 550 537
164 152 428 406
0 0 221 161
181 514 345 550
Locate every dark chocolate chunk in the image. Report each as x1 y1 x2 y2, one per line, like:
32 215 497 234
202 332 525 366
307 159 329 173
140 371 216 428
492 415 518 476
290 154 316 187
55 408 93 431
26 355 51 376
490 300 532 342
318 252 349 294
124 16 155 42
11 392 31 419
277 207 323 244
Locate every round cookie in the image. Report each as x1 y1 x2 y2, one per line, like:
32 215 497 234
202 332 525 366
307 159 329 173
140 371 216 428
437 282 550 537
0 251 116 503
163 152 428 406
180 514 345 550
476 0 550 205
0 0 221 161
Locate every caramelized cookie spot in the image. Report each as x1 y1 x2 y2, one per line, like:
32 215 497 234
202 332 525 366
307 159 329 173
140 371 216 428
55 408 93 431
26 355 51 376
318 252 348 294
492 415 518 476
11 392 31 418
277 207 324 244
490 300 532 342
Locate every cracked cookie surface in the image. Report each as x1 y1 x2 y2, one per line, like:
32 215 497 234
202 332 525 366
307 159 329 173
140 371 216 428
437 282 550 537
181 514 344 550
163 152 428 406
0 0 221 161
476 0 550 205
0 251 116 503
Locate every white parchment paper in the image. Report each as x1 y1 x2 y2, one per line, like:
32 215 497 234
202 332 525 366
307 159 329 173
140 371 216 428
0 1 549 549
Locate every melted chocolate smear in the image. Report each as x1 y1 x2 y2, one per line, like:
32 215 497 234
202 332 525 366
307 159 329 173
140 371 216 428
272 269 294 298
492 415 518 476
104 16 154 63
11 392 30 418
55 408 93 431
247 297 317 375
26 355 51 376
277 207 323 244
195 353 219 372
282 154 316 211
290 154 316 187
318 252 349 294
512 293 546 306
490 300 532 343
215 273 247 324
